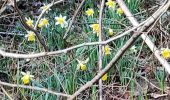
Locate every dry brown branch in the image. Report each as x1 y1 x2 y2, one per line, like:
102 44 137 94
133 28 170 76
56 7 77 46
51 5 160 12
116 0 170 73
0 81 71 98
68 1 170 99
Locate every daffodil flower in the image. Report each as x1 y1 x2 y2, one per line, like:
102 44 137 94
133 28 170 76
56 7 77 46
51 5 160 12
21 71 34 85
55 15 68 28
117 8 124 16
102 45 112 55
25 31 36 42
130 45 137 53
101 73 108 81
85 8 94 17
106 0 116 9
25 17 34 27
108 28 114 36
76 58 89 71
90 24 99 36
38 18 49 28
40 4 51 13
161 48 170 59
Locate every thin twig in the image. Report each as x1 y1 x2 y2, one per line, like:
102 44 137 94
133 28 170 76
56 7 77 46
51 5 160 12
0 81 71 98
68 1 170 99
63 0 86 39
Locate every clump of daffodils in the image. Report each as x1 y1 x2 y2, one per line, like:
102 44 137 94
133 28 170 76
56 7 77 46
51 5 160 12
38 18 49 28
101 73 108 81
25 17 34 27
161 48 170 59
102 45 112 55
117 8 124 16
106 0 116 9
90 24 99 36
55 14 68 28
76 58 89 71
86 8 94 17
21 71 34 85
25 31 36 42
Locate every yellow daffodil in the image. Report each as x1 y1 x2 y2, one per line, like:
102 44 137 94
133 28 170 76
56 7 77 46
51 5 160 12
106 0 116 9
117 8 124 16
25 17 34 27
40 4 51 13
25 31 36 42
38 18 49 28
101 73 108 81
86 8 94 17
77 58 89 71
55 15 68 28
102 45 112 55
90 24 99 36
21 71 34 85
130 45 137 53
108 28 114 36
161 48 170 59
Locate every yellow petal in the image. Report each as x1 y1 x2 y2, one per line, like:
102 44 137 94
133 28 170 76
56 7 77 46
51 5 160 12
117 8 124 16
80 64 87 71
162 48 170 59
90 24 99 35
101 73 107 81
106 0 116 9
26 31 35 42
86 8 94 16
108 28 114 36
